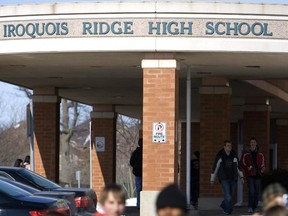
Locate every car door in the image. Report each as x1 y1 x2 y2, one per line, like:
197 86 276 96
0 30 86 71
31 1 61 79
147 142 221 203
0 195 8 216
0 192 20 216
0 209 7 216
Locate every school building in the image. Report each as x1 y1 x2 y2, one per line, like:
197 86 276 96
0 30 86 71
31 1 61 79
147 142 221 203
1 1 288 215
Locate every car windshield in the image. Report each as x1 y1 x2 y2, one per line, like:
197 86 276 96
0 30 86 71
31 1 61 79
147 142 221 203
0 180 32 197
17 169 61 190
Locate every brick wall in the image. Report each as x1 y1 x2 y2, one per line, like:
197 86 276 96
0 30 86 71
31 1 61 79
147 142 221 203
200 93 231 197
242 111 270 171
180 122 238 192
276 123 288 170
230 122 238 150
91 117 116 196
33 102 60 182
142 67 178 191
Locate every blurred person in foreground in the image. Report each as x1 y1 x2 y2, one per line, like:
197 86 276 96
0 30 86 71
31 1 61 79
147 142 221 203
264 205 288 216
253 183 287 216
156 183 187 216
95 184 126 216
263 183 287 212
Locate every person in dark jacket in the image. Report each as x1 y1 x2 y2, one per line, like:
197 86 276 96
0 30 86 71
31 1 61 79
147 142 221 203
211 140 244 215
14 159 23 167
130 138 143 209
240 137 265 214
190 151 200 209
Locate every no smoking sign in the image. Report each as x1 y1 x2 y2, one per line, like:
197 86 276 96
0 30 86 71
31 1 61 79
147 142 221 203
152 122 166 143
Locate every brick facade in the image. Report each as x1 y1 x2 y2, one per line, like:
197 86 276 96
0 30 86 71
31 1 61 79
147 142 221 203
230 122 239 150
180 122 238 192
242 110 270 171
142 61 179 191
33 101 60 182
199 89 231 198
276 120 288 170
91 114 116 196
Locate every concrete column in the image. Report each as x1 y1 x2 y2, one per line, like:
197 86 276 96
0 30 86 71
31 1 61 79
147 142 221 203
90 105 116 196
32 87 60 182
199 77 231 210
141 59 179 216
242 100 271 171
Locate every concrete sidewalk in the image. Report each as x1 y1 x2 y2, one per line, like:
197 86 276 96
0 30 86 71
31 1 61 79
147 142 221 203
191 207 260 216
124 207 260 216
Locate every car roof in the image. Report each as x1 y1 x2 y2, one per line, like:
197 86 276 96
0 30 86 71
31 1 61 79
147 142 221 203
0 166 24 171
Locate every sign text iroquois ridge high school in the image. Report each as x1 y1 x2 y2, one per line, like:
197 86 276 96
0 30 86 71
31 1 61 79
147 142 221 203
1 18 285 40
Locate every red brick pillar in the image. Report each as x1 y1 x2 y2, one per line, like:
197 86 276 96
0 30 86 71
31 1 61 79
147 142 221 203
141 59 179 216
32 88 60 182
276 119 288 170
199 78 231 209
242 102 271 171
90 105 116 196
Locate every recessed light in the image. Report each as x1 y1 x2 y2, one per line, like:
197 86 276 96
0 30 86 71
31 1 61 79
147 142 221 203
47 77 63 79
196 71 212 75
9 65 26 67
245 66 261 69
83 87 93 90
112 95 124 99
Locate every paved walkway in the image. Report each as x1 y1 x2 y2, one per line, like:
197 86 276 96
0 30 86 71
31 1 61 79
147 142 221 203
124 207 261 216
192 207 260 216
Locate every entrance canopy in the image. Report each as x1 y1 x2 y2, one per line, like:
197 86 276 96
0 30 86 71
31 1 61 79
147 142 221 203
0 1 288 119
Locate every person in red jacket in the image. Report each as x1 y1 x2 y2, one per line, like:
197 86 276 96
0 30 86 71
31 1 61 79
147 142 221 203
240 137 265 214
95 184 126 216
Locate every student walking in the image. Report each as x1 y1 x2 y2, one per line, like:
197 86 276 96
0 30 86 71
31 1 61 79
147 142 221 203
240 137 265 214
129 138 143 209
211 140 244 215
190 151 200 209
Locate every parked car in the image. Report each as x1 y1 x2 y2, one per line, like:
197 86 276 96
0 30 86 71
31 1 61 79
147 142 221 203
0 177 77 216
0 167 97 215
0 179 70 216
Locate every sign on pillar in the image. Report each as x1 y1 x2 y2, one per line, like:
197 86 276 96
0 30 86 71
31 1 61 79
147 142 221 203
95 136 105 152
152 122 166 143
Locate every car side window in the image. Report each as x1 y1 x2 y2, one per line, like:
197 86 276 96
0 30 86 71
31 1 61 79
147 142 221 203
0 172 14 181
